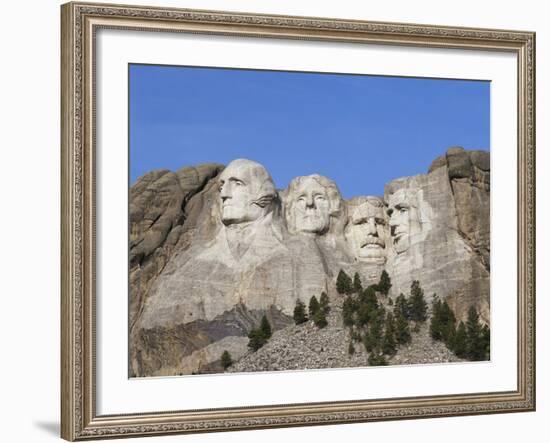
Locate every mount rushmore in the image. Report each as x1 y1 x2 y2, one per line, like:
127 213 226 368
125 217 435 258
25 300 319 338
129 146 490 377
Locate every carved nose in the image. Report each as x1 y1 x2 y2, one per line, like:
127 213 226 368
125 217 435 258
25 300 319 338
366 219 377 235
305 195 315 208
219 185 230 199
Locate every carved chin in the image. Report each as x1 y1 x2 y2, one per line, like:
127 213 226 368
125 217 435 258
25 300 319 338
221 207 248 225
358 244 386 259
221 203 264 225
295 216 329 234
393 236 410 253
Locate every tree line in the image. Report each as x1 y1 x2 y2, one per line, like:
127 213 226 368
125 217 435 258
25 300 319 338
220 269 490 371
429 297 490 361
339 269 427 366
293 291 330 328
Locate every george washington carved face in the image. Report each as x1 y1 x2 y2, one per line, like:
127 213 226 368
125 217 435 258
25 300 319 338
218 159 276 226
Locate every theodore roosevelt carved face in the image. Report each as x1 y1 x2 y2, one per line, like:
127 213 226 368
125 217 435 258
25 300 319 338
345 196 388 263
218 159 276 226
387 188 422 254
285 175 342 235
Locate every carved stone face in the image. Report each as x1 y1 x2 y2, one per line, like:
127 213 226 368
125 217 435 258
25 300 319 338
291 177 330 234
387 188 421 253
285 175 341 235
218 159 275 226
346 198 387 262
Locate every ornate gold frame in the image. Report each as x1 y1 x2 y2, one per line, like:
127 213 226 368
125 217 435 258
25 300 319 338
61 2 536 440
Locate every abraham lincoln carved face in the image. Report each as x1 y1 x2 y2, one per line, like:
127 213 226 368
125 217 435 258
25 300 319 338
387 188 422 254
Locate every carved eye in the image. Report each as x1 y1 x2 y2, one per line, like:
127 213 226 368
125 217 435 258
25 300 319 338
315 195 326 201
387 208 393 216
400 207 408 213
375 218 385 225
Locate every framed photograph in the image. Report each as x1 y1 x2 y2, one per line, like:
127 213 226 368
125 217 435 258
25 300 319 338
61 1 535 440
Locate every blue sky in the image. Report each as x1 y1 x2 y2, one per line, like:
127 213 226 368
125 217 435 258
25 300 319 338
129 64 489 198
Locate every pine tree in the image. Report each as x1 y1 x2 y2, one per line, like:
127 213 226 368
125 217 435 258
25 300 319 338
248 316 273 351
465 306 485 361
429 296 443 340
348 341 355 355
440 301 457 343
355 287 379 327
293 300 308 325
356 303 367 327
363 331 376 353
353 272 363 294
247 329 266 351
361 285 378 309
313 310 328 329
260 315 272 339
408 280 428 322
378 270 392 296
446 324 457 352
342 296 356 327
394 293 409 319
221 350 233 369
430 295 459 353
368 352 388 366
382 312 397 356
319 292 330 314
481 324 491 360
336 269 353 294
363 307 385 352
453 321 467 358
395 311 411 344
309 295 320 318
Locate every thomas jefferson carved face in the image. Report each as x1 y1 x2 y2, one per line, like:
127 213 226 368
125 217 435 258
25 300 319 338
345 197 387 262
387 188 421 253
285 175 342 235
218 159 276 226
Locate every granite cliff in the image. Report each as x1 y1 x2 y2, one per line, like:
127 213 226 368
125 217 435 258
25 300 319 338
129 147 490 377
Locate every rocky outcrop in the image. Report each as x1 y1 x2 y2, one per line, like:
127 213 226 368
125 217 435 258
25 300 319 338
429 147 490 270
134 304 291 376
228 295 463 373
129 148 490 376
386 147 490 324
129 163 223 331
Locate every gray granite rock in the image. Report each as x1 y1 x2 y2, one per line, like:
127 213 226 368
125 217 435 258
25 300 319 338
384 147 490 324
129 164 223 332
129 148 489 376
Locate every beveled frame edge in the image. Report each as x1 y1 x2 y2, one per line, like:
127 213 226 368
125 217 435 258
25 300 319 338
60 1 536 441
